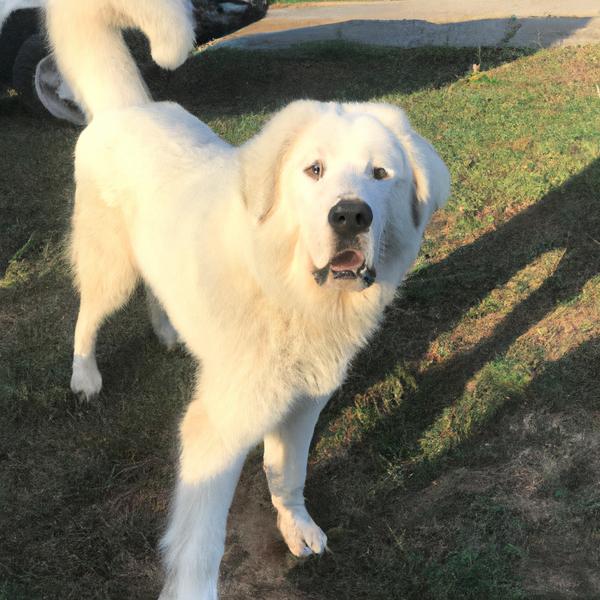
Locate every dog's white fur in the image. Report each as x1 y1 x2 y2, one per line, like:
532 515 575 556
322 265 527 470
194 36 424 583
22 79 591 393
46 0 450 597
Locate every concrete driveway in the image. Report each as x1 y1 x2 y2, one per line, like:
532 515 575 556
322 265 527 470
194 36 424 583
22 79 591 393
215 0 600 49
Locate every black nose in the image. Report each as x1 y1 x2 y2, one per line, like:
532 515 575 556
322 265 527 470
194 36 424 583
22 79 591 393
328 199 373 236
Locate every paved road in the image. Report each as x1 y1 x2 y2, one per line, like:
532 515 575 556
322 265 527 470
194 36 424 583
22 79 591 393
215 0 600 49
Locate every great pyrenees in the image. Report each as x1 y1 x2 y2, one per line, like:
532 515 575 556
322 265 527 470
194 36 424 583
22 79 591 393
46 0 450 597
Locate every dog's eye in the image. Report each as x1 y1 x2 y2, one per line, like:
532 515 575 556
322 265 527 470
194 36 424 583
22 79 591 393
305 160 324 181
373 167 389 180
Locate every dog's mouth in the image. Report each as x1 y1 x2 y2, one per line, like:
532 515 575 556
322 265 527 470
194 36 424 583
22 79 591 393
313 249 376 288
330 249 366 279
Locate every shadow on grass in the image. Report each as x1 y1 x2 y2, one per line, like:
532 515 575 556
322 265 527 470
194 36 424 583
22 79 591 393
153 43 533 119
287 337 600 600
285 162 600 598
334 157 600 441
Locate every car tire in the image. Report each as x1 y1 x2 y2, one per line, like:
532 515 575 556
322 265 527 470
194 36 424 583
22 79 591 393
12 33 48 116
0 8 39 85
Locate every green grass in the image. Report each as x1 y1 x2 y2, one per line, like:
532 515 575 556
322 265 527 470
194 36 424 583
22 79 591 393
1 41 600 599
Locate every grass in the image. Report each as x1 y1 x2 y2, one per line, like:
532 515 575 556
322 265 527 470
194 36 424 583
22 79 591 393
1 41 600 599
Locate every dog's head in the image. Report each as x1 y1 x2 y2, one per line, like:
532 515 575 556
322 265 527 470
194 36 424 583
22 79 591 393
241 101 450 298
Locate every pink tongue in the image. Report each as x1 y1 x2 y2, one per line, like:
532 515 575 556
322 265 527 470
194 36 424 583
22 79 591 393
330 250 365 272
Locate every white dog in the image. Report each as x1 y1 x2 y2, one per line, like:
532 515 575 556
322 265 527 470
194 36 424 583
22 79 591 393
46 0 450 597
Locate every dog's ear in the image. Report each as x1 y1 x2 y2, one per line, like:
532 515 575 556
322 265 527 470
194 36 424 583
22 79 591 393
343 102 450 228
240 100 322 222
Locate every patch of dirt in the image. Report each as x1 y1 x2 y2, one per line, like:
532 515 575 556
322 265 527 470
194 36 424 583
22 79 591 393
220 457 315 600
525 535 600 600
497 410 600 599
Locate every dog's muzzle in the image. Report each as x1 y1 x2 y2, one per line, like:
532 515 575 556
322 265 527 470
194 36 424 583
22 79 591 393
313 248 376 288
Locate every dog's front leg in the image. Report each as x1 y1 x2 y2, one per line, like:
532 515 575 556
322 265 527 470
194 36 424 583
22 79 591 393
263 395 329 557
160 375 289 600
159 392 250 600
159 454 245 600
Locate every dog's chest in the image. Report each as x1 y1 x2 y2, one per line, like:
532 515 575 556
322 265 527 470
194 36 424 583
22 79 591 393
274 305 382 398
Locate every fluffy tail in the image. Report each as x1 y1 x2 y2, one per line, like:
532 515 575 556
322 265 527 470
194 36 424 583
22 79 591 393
46 0 195 119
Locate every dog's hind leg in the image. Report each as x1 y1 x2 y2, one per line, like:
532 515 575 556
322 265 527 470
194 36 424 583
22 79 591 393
263 395 329 557
70 180 138 400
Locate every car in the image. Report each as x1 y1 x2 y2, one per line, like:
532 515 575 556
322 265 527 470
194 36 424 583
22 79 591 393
0 0 268 124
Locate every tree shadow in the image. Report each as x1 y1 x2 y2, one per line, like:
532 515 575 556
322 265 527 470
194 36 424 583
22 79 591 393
333 157 600 422
148 15 594 120
153 42 532 119
283 337 600 599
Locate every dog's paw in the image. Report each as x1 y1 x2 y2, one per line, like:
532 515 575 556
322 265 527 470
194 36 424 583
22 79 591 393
70 354 102 400
277 506 327 558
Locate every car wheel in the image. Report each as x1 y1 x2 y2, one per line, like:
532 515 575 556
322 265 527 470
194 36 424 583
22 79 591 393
12 33 47 115
0 8 39 85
